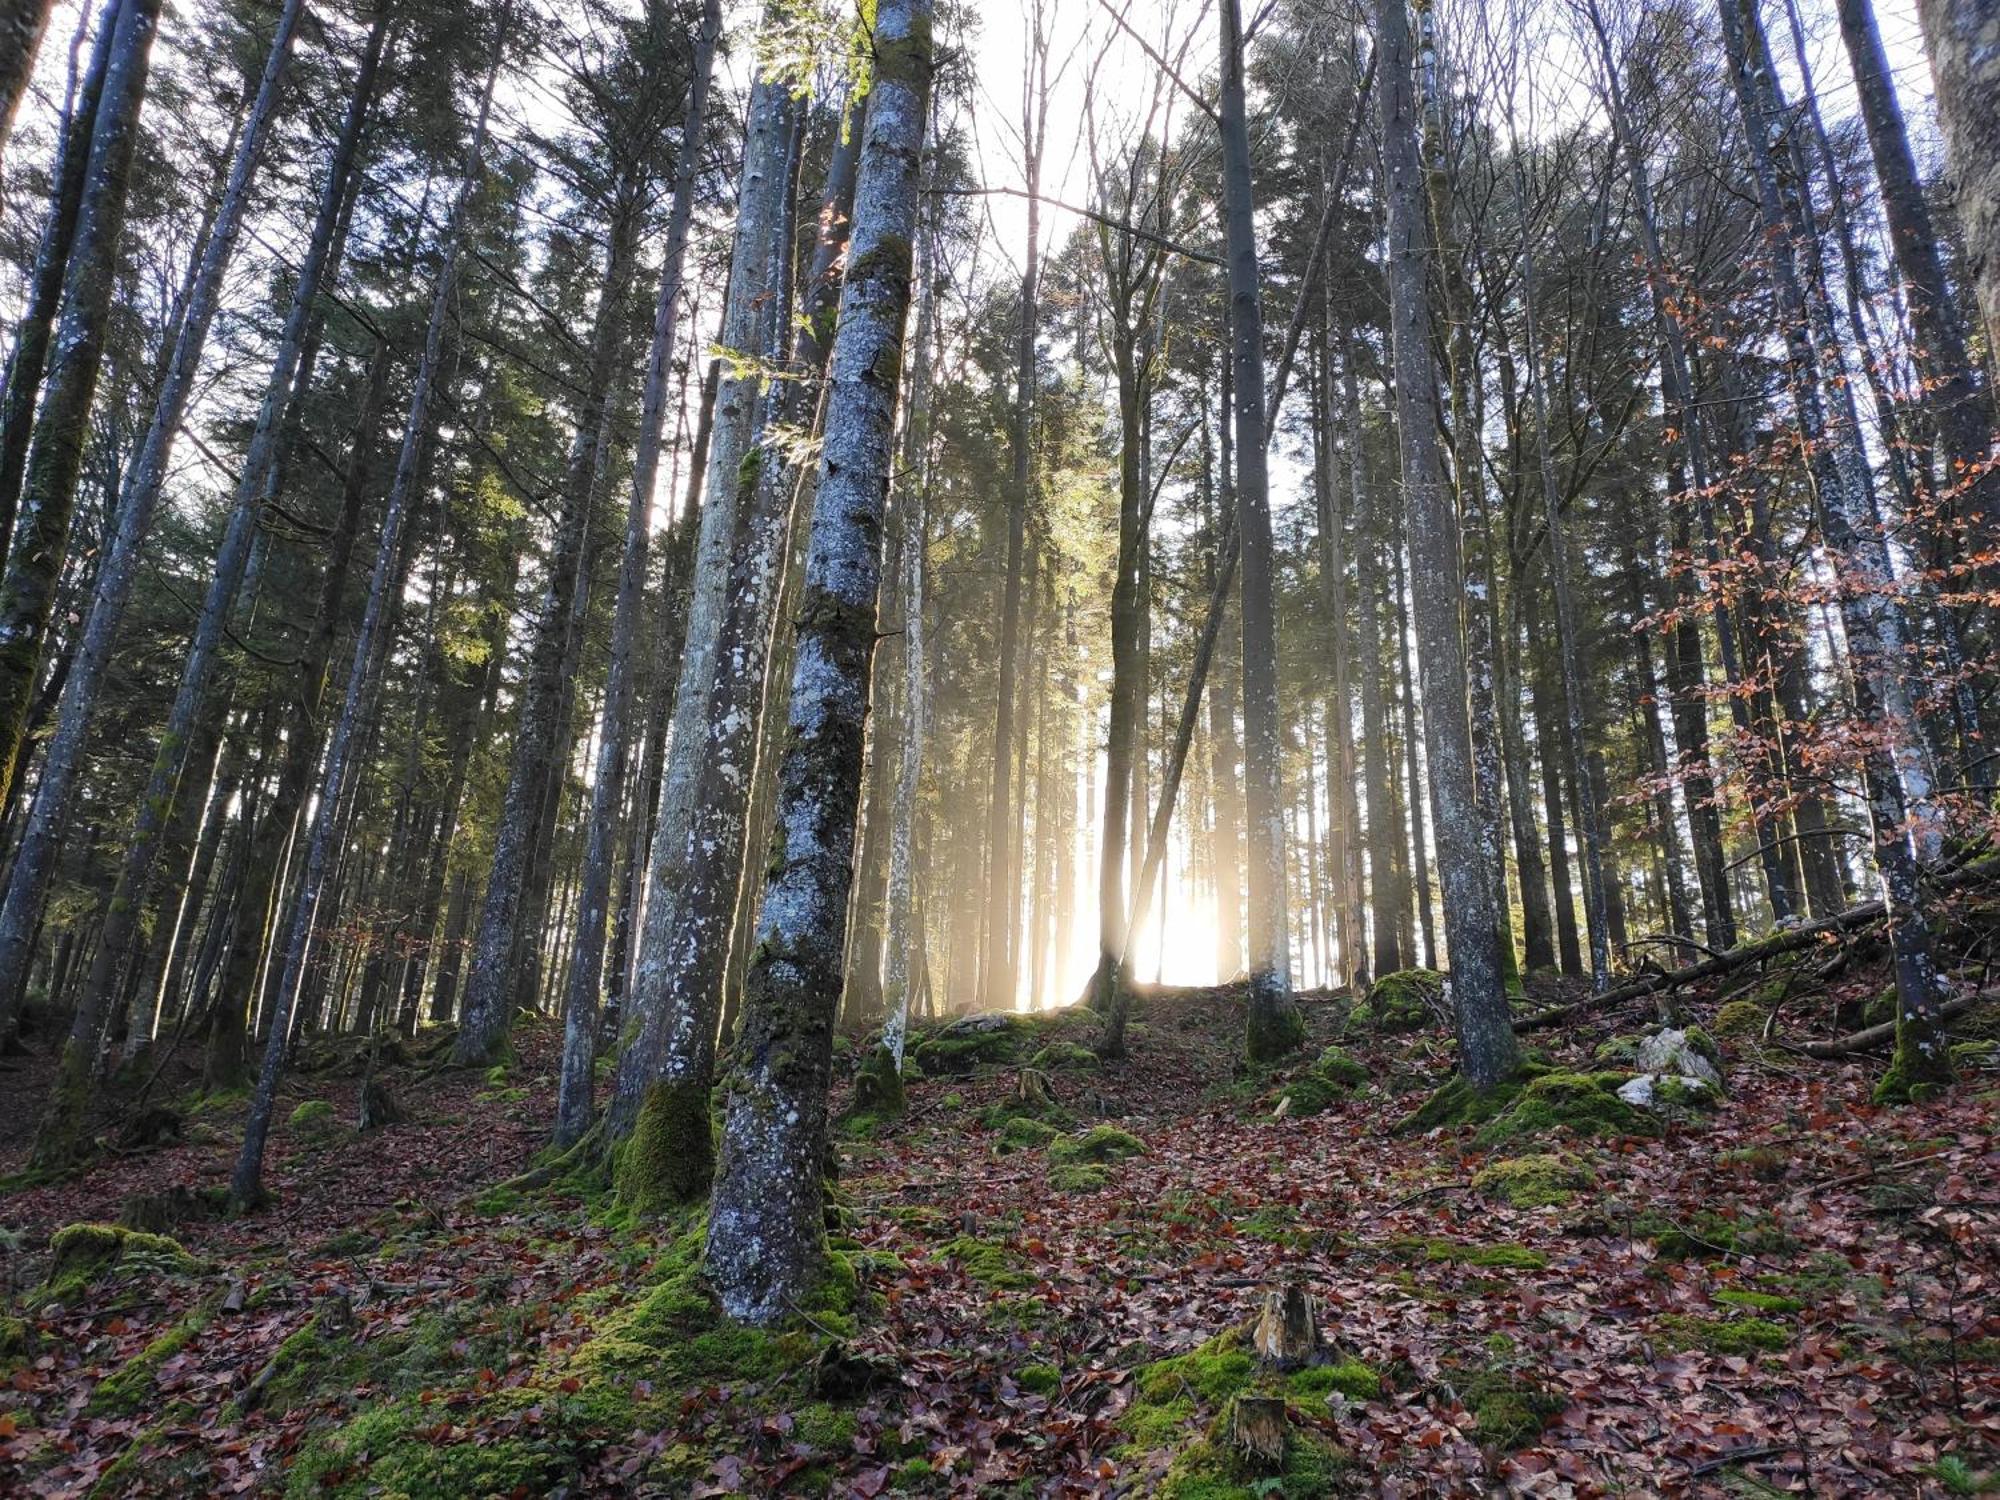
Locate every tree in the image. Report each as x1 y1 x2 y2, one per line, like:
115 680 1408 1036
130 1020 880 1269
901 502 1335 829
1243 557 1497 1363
704 0 934 1325
1218 0 1302 1061
1373 0 1519 1089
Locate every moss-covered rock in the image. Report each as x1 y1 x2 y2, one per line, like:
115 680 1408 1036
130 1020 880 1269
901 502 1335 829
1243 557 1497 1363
999 1116 1060 1151
1273 1047 1370 1119
1027 1040 1098 1072
1712 1000 1769 1040
1359 969 1445 1033
1473 1072 1645 1149
1050 1124 1146 1163
1472 1153 1593 1209
908 1013 1030 1075
287 1098 339 1141
1049 1161 1113 1192
42 1223 194 1301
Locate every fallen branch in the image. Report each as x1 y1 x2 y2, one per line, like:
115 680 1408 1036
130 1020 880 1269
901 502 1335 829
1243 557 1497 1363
1785 993 1984 1059
1515 856 2000 1032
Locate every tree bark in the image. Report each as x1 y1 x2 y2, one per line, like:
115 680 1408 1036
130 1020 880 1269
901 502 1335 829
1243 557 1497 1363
604 4 804 1139
703 0 933 1324
1373 0 1517 1088
0 0 159 872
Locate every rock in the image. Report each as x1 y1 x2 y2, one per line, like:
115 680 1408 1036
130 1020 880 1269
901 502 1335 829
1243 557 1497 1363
1618 1073 1720 1112
1633 1028 1723 1091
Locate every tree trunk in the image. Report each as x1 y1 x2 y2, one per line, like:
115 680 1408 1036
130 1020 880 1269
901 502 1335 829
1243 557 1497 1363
0 0 57 171
703 0 933 1324
605 6 803 1137
0 0 158 888
12 0 371 1073
613 94 862 1206
1374 0 1517 1087
0 0 119 574
1722 0 1954 1099
552 0 720 1147
1219 0 1300 1060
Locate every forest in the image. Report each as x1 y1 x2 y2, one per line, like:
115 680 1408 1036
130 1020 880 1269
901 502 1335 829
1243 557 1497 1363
0 0 1994 1489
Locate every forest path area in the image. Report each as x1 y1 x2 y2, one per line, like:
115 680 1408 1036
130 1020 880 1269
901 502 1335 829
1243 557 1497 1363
0 963 1994 1497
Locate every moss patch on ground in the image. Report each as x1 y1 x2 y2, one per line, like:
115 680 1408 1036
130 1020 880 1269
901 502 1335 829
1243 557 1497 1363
1119 1327 1365 1498
1050 1125 1145 1163
1472 1153 1593 1209
935 1235 1033 1290
1658 1313 1792 1356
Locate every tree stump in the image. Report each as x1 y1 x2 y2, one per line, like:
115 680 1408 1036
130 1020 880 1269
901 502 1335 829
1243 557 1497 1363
358 1076 409 1130
1229 1394 1289 1468
1015 1067 1054 1113
1252 1279 1317 1370
115 1105 184 1152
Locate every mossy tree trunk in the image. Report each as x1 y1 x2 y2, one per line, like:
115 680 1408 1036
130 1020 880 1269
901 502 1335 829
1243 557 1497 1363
704 0 934 1325
618 94 861 1208
604 3 805 1143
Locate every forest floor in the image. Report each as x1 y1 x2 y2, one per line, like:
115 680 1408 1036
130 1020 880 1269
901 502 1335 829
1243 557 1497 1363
0 944 1994 1497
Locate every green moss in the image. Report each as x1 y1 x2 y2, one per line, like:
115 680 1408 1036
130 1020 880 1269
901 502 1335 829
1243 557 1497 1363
615 1079 713 1217
1397 1065 1544 1133
1274 1047 1369 1117
1286 1360 1380 1401
1638 1208 1797 1261
1460 1369 1563 1448
1685 1027 1722 1070
470 1186 523 1216
852 1043 907 1118
285 1394 567 1498
1028 1040 1098 1071
1713 1288 1802 1314
287 1099 338 1138
1873 1039 1955 1105
909 1016 1029 1075
1593 1035 1643 1068
1123 1331 1353 1497
1245 995 1307 1063
1395 1237 1549 1270
935 1234 1032 1290
1000 1115 1060 1150
1951 1039 1997 1068
1017 1362 1061 1395
1712 1001 1769 1040
43 1223 193 1301
1360 969 1444 1032
1050 1125 1145 1163
1472 1153 1593 1209
88 1304 210 1415
1473 1072 1644 1149
1654 1075 1721 1111
1049 1161 1113 1192
1658 1313 1791 1355
793 1401 859 1449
